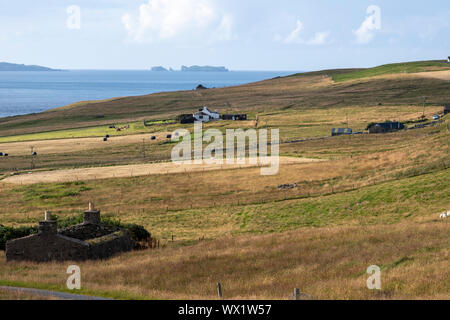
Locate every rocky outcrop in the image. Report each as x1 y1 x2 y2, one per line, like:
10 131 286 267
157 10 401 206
196 84 208 90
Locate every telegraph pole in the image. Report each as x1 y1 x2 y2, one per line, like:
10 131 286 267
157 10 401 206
30 146 35 170
422 96 427 118
142 138 146 161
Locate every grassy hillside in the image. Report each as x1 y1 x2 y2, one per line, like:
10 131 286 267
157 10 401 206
0 60 449 137
0 60 448 300
332 60 450 82
1 118 448 239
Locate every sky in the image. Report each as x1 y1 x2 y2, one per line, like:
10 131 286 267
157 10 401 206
0 0 449 71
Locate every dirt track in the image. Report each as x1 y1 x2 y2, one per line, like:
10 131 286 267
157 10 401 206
416 70 450 81
1 157 320 185
0 132 170 156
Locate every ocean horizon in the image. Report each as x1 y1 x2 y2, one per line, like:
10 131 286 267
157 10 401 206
0 70 298 118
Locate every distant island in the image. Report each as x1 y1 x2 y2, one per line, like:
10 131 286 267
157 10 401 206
150 65 229 72
181 65 229 72
151 66 169 72
0 62 62 72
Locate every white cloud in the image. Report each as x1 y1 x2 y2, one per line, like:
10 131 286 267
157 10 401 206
354 5 382 44
122 0 232 43
306 31 330 45
285 20 304 44
283 20 330 45
217 15 233 41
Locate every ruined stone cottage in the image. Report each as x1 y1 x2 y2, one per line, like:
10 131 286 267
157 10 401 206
6 204 134 262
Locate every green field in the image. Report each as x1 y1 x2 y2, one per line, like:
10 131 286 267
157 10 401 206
332 60 450 82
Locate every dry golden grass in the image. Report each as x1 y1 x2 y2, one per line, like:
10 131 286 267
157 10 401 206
0 104 444 176
2 156 319 185
0 220 448 300
0 132 171 156
416 70 450 81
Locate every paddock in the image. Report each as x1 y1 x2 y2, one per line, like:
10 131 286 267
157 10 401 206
0 132 169 156
1 157 321 185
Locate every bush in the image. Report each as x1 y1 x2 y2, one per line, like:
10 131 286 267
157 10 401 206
101 218 151 242
54 214 83 229
0 225 38 251
122 224 151 242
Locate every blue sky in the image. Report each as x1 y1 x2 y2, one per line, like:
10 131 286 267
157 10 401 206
0 0 449 70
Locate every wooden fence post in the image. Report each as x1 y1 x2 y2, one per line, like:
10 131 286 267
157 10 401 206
294 288 300 300
217 282 223 299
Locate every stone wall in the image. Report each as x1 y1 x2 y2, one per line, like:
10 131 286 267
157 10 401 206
6 234 89 262
59 223 118 241
87 231 135 260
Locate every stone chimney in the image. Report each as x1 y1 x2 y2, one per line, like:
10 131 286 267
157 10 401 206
39 211 57 235
83 202 101 225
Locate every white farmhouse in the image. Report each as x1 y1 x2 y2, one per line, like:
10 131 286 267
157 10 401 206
193 106 221 123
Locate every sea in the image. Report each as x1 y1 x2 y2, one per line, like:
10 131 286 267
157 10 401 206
0 70 296 118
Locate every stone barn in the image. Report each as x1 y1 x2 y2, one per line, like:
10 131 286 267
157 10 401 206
6 204 134 262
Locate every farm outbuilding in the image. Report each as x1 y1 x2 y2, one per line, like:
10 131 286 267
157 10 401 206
368 122 405 134
331 128 353 136
179 114 195 124
222 114 248 121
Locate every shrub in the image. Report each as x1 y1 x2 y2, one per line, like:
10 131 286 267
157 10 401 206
101 218 151 242
122 224 151 242
0 225 38 251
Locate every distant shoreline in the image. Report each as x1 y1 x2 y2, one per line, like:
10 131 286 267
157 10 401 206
0 70 296 119
0 62 62 72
